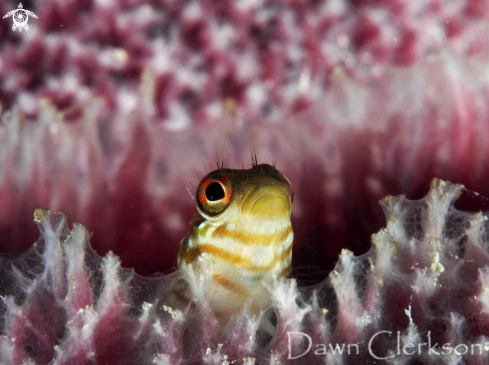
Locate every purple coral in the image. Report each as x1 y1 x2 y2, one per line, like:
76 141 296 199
2 180 489 364
1 0 489 276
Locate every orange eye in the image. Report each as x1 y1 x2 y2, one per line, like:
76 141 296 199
197 177 232 216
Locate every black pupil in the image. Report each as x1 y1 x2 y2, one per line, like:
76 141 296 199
206 182 225 201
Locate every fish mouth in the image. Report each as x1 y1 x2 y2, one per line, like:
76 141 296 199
241 183 292 220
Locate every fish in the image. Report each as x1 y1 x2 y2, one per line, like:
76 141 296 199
176 160 294 329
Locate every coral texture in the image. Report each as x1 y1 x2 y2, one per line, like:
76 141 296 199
1 0 487 122
1 180 489 364
1 0 489 279
2 51 489 281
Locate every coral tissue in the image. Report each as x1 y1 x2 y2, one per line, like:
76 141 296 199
1 179 489 364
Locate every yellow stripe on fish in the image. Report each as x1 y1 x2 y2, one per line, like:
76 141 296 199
177 163 294 327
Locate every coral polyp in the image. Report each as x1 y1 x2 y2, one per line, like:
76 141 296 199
1 179 489 364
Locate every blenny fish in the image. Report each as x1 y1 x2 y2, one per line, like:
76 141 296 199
177 159 294 329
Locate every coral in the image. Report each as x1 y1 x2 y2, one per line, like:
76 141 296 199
1 179 489 364
1 0 487 123
2 51 489 280
1 0 489 280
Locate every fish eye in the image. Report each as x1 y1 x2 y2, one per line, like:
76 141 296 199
197 177 232 216
206 182 225 201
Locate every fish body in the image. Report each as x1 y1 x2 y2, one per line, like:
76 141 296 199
178 163 293 326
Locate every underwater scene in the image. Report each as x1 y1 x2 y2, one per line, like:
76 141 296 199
1 0 489 364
